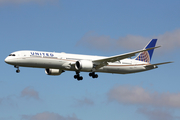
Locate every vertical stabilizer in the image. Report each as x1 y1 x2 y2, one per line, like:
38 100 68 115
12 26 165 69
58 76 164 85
135 39 157 63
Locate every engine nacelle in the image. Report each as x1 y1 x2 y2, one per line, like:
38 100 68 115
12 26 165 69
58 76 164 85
45 68 63 76
75 60 93 71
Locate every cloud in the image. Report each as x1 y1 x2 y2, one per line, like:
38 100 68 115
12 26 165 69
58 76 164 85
73 97 94 107
158 30 180 50
0 0 59 5
108 85 180 108
137 107 176 120
0 87 39 107
77 29 180 54
0 95 18 107
21 86 40 100
21 112 81 120
77 31 116 51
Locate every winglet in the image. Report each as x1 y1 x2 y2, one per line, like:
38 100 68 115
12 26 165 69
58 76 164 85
135 39 158 63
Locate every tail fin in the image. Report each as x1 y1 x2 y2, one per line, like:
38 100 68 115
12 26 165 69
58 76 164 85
135 39 157 63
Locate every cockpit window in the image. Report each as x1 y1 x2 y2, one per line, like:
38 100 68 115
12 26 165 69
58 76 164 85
9 54 16 56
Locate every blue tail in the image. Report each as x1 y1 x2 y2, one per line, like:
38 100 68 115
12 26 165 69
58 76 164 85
135 39 157 63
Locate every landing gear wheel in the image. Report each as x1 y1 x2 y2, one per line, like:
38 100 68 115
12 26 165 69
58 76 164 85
89 72 98 79
89 73 93 77
16 69 20 73
14 65 20 73
77 76 83 81
74 75 77 79
92 74 98 78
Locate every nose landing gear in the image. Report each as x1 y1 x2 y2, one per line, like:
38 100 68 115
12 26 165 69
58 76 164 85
14 65 20 73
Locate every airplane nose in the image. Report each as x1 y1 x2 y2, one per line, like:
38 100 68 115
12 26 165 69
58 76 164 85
5 57 16 65
5 57 10 64
5 57 8 63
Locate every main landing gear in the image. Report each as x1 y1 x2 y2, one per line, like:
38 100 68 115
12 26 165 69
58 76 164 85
74 71 83 81
74 71 98 81
89 72 98 78
14 65 20 73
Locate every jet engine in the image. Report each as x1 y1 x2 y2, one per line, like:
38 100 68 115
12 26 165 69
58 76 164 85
45 68 64 75
75 60 93 71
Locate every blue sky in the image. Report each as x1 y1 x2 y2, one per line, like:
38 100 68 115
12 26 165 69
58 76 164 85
1 0 180 120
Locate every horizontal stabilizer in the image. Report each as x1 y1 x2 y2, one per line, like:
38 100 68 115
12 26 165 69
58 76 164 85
148 61 173 66
144 61 173 70
145 61 173 68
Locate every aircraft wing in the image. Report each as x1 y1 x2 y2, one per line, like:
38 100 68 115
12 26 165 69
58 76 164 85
93 46 160 70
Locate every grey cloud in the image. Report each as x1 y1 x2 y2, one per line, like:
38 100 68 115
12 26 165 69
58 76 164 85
77 29 180 54
158 30 180 51
77 31 116 52
21 86 40 100
0 95 18 108
137 107 177 120
108 85 180 108
21 112 81 120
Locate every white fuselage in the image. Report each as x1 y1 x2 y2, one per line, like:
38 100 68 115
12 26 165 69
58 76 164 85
5 50 154 74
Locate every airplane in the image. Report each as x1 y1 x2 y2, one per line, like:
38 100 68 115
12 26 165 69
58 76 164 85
5 39 172 81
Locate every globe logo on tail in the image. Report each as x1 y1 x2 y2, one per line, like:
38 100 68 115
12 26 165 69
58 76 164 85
136 51 150 63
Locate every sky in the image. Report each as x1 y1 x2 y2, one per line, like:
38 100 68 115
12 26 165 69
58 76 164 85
0 0 180 120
